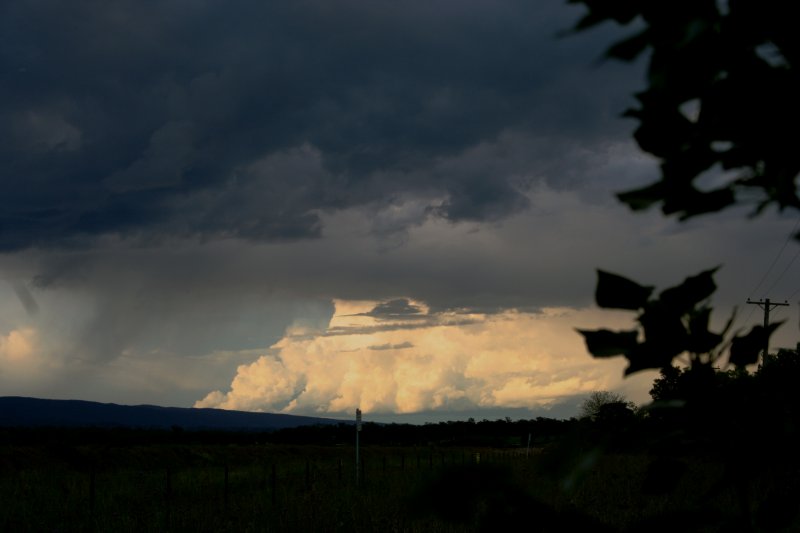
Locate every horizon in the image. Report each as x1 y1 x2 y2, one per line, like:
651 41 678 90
0 394 587 426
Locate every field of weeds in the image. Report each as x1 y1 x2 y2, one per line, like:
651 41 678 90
4 434 791 532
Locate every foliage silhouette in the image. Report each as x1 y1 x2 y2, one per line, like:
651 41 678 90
567 1 795 438
578 268 781 375
565 6 799 522
567 0 800 222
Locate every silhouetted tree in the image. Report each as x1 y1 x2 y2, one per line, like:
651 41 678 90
755 346 800 426
579 390 634 420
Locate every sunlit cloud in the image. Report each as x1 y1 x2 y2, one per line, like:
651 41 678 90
0 327 48 382
196 299 654 416
0 327 36 362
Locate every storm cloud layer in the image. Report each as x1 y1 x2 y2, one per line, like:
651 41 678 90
1 0 640 251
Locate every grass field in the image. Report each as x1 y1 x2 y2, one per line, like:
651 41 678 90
1 437 796 532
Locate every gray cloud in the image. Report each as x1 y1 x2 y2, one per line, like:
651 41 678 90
324 319 483 338
360 299 425 320
12 283 39 317
368 342 414 351
0 0 639 252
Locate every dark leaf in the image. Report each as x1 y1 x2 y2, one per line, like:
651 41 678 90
638 304 689 359
595 270 654 310
729 322 783 368
686 307 724 354
624 343 678 375
660 146 718 180
629 92 695 158
617 181 664 211
577 328 639 358
674 188 737 220
606 30 650 61
659 268 719 313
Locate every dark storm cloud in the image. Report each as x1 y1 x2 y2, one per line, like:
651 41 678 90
12 283 39 316
361 298 425 320
323 318 481 338
0 0 638 251
368 341 414 351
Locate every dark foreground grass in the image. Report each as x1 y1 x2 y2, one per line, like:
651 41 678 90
1 441 797 532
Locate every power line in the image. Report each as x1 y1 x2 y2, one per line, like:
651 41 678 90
748 214 800 299
740 304 759 328
763 246 800 296
788 284 800 301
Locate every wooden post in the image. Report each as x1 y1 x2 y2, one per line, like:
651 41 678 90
746 298 789 362
355 408 362 487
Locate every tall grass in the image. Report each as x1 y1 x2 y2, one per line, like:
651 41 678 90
1 441 791 531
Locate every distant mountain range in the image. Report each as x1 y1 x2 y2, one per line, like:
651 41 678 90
0 397 346 431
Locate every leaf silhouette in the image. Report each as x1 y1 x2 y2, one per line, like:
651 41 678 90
577 329 639 358
729 322 783 368
595 270 654 310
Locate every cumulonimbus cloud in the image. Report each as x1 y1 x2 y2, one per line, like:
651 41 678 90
195 298 650 415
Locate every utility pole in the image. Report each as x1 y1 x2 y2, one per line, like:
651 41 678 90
746 298 789 361
355 408 362 487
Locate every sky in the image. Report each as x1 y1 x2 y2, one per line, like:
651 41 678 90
2 0 799 423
